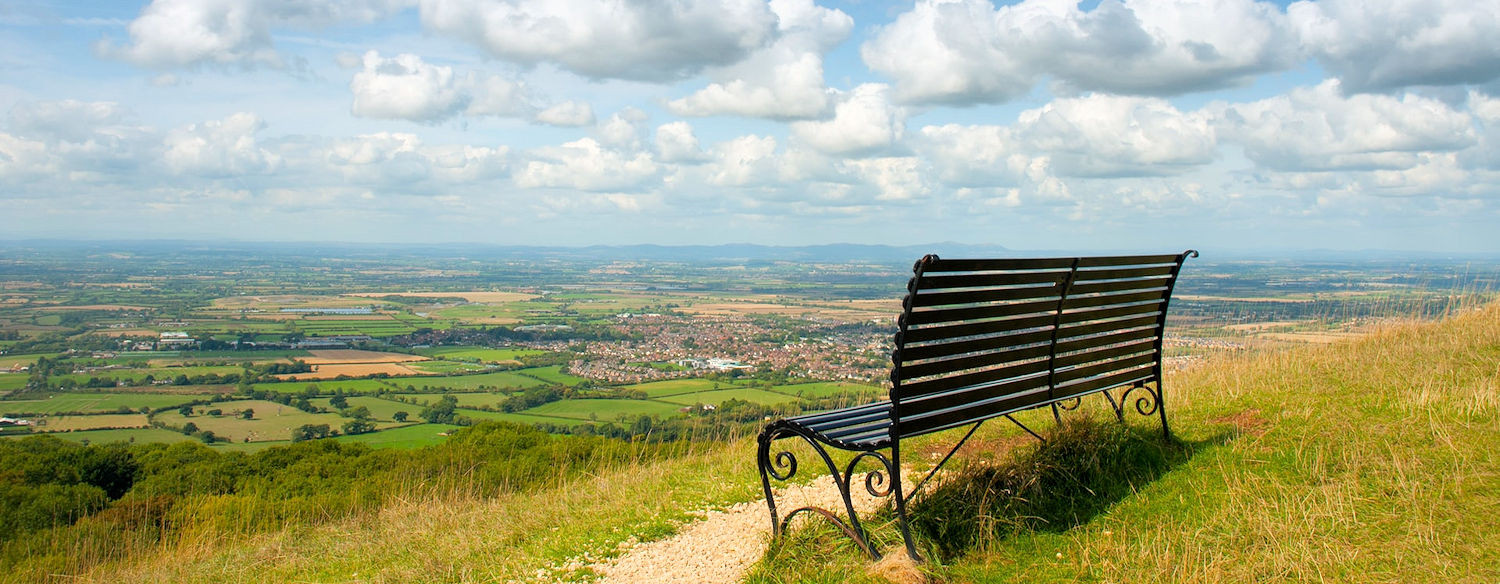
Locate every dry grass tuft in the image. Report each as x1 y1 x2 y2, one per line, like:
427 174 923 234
867 548 926 584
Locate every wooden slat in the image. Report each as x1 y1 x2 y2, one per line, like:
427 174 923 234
897 376 1051 419
898 386 1053 436
922 257 1076 272
1052 327 1158 355
896 344 1050 381
1052 338 1157 369
1054 367 1155 397
906 298 1060 326
1069 276 1171 296
803 408 890 432
917 270 1069 290
1058 305 1163 328
1061 289 1167 311
1075 254 1182 268
901 313 1057 343
792 402 888 426
897 328 1055 363
1071 264 1177 282
1054 353 1156 385
897 359 1050 398
910 284 1063 308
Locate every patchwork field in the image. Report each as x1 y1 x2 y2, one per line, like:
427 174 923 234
156 400 350 442
8 427 195 445
331 423 461 449
654 388 800 407
277 362 427 380
301 350 428 364
1 392 197 415
33 413 150 431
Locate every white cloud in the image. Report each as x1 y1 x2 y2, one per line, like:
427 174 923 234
162 112 280 176
100 0 405 69
862 0 1297 105
1014 94 1216 177
517 138 658 191
1216 80 1476 171
350 51 466 122
844 157 929 201
350 51 535 123
915 124 1031 188
654 122 708 164
666 0 850 119
790 84 905 155
417 0 778 82
596 108 649 150
534 101 596 127
1290 0 1500 92
707 135 779 186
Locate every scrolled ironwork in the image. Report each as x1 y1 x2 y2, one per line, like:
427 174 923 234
847 450 896 498
1057 396 1083 411
1120 383 1161 417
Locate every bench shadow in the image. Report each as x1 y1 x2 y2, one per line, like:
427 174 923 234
899 417 1233 560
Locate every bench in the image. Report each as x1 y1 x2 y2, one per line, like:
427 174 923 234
756 251 1197 560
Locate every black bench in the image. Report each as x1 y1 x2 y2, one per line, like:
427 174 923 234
756 251 1197 560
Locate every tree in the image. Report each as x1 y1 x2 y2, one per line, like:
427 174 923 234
181 422 199 435
347 406 371 421
206 409 222 417
178 405 193 417
341 419 375 435
329 394 348 409
240 409 254 420
290 424 331 442
420 395 459 425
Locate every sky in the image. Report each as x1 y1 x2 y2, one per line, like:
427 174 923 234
1 0 1498 253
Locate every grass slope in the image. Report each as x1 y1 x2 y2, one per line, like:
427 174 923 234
43 304 1500 583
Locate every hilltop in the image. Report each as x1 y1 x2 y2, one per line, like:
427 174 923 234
6 301 1493 583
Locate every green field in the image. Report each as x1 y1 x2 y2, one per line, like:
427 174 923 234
5 427 197 445
310 396 417 422
255 378 399 394
332 423 461 449
0 375 28 391
516 366 585 386
50 365 246 386
158 400 350 442
33 413 149 431
405 360 490 374
414 346 546 363
624 378 743 397
1 392 200 415
768 381 882 398
456 408 590 427
0 352 59 369
654 388 800 407
521 398 682 421
401 370 555 391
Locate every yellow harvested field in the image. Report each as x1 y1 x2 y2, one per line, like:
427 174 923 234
276 362 425 380
344 291 538 303
33 304 151 311
302 350 428 364
38 414 150 431
680 298 897 322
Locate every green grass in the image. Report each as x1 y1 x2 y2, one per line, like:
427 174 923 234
0 352 60 369
309 396 418 422
158 400 350 442
405 370 555 391
456 408 590 427
331 423 461 449
49 365 246 386
0 375 28 391
625 378 743 397
517 365 585 386
522 398 684 421
655 388 801 406
413 346 545 363
3 427 196 445
745 304 1500 582
0 392 200 415
404 360 489 374
769 381 882 398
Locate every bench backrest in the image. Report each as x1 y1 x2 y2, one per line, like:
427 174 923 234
889 251 1196 440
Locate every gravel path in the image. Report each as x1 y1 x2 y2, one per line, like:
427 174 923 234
581 474 899 584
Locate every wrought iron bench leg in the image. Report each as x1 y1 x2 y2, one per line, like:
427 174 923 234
758 425 889 560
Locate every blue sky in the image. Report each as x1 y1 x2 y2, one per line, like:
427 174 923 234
1 0 1498 253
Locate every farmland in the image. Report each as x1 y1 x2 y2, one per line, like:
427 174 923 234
2 243 1496 452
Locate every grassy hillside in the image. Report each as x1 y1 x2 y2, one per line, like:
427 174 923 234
9 303 1497 583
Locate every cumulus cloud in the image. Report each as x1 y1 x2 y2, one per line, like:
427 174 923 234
100 0 405 69
790 84 905 155
324 132 509 185
349 51 535 123
162 112 280 176
534 101 596 127
654 122 708 163
1216 80 1476 172
417 0 778 82
516 138 658 191
1014 94 1216 177
914 124 1031 188
666 0 850 119
862 0 1297 105
707 135 779 186
1290 0 1500 92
